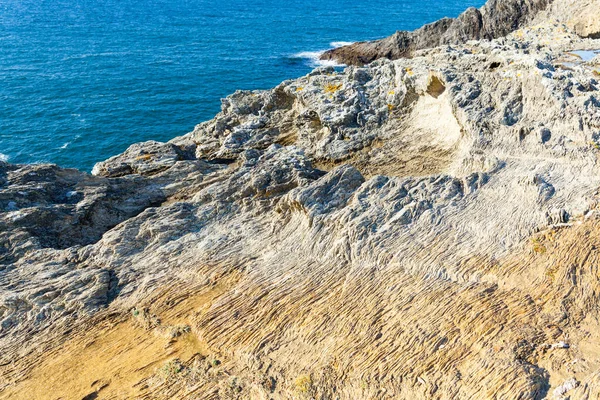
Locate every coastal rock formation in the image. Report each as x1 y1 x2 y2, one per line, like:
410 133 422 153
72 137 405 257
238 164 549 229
536 0 600 38
320 0 600 66
2 3 600 400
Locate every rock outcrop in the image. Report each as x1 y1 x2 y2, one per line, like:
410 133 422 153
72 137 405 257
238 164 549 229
535 0 600 38
320 0 600 66
2 4 600 400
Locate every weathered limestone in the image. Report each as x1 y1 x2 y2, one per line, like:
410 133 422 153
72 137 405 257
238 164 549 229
320 0 551 65
535 0 600 38
1 6 600 400
320 0 600 66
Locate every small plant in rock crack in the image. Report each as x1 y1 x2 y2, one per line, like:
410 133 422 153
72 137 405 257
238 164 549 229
158 359 186 381
162 324 191 339
131 306 160 329
218 375 244 400
183 355 212 384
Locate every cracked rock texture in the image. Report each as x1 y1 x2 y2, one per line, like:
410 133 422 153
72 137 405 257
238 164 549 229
2 2 600 400
320 0 599 66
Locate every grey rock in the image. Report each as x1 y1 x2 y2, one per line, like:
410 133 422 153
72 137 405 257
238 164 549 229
320 0 550 65
3 5 600 399
92 140 196 177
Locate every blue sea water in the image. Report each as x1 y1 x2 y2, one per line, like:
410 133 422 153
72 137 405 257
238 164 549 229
0 0 485 171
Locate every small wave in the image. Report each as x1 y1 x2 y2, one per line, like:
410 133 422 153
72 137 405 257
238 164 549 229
291 50 326 65
147 59 175 66
330 41 354 48
60 142 70 149
291 41 354 68
61 51 132 62
0 153 9 162
2 65 40 72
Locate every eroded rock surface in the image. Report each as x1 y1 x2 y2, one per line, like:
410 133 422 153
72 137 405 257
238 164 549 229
2 7 600 400
320 0 600 66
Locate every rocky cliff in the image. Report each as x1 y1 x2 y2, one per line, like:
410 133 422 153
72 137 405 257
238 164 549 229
320 0 599 66
2 1 600 399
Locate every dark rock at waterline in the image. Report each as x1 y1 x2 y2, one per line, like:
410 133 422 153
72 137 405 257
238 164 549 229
320 0 550 65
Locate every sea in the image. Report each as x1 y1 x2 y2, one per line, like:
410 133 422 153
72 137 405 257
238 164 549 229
0 0 485 171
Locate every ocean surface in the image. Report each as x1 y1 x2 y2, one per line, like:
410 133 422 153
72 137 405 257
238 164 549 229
1 0 486 171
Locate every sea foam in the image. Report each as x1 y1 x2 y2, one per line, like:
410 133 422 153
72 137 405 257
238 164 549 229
292 41 354 67
330 41 355 48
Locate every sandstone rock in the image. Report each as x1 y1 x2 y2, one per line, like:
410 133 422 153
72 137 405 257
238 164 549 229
3 6 600 400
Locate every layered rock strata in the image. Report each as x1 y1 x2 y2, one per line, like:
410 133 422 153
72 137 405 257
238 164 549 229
2 5 600 400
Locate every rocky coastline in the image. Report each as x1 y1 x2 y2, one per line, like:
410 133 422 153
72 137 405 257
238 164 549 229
320 0 599 66
2 0 600 398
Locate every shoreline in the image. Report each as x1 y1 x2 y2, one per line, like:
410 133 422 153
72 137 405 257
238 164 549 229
2 0 600 398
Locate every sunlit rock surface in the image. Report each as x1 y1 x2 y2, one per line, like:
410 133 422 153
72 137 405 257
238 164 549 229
2 1 600 399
